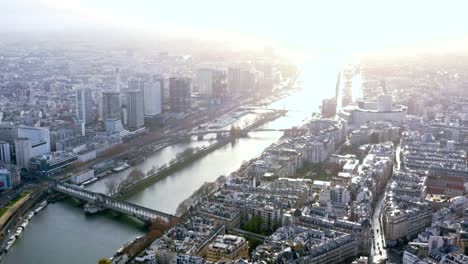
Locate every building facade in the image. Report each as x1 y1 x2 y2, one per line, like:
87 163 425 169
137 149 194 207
144 78 163 116
205 235 249 263
14 138 31 169
227 66 241 99
102 91 121 120
169 77 191 112
0 141 11 163
126 90 144 129
17 126 50 157
0 164 20 190
76 86 93 124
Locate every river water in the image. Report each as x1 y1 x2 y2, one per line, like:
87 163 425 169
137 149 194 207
2 56 340 264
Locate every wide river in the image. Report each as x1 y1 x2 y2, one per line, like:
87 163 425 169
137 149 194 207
3 56 340 264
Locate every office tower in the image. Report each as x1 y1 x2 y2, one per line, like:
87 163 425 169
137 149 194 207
0 141 11 163
15 138 31 169
115 68 121 92
212 70 227 100
0 164 20 190
262 62 273 92
76 87 93 124
143 78 163 116
74 120 85 137
128 77 145 91
240 69 256 96
126 90 144 129
169 77 191 112
17 126 50 157
197 68 213 96
0 124 15 143
102 91 121 120
228 66 241 99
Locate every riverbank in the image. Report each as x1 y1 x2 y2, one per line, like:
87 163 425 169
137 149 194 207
0 194 30 227
0 187 48 257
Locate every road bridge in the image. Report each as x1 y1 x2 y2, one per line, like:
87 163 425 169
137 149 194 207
239 106 307 113
42 177 174 224
185 127 307 137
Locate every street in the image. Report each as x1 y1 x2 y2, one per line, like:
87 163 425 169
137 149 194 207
370 191 387 264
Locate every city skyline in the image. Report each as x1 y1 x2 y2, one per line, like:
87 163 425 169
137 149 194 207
1 1 468 264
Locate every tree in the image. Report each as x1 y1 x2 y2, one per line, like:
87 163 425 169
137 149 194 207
370 132 380 144
104 179 118 196
97 259 111 264
243 215 263 234
149 218 173 232
127 169 145 183
148 165 157 175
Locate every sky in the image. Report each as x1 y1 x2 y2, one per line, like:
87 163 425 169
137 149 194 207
2 0 468 54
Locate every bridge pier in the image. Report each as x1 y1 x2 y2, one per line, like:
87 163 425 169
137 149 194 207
197 135 204 141
70 196 86 205
84 202 106 215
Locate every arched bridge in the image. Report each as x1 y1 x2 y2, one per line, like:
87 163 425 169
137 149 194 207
48 179 174 223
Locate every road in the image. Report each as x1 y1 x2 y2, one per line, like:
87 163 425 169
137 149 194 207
396 145 402 171
370 191 387 264
370 143 404 263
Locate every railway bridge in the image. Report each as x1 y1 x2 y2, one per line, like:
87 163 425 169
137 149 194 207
44 178 174 224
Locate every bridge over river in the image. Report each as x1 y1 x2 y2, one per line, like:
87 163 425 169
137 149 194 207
41 177 174 224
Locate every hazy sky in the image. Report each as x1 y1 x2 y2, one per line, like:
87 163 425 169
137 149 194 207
3 0 468 53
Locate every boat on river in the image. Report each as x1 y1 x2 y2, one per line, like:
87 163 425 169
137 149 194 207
4 238 15 251
26 212 34 220
20 220 29 229
82 177 98 186
34 201 47 213
14 228 22 238
112 162 130 172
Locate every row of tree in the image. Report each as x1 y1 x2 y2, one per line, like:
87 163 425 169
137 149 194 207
104 169 145 196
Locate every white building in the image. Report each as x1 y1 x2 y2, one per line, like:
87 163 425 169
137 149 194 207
197 68 213 96
339 94 407 127
143 79 163 116
14 138 31 169
17 126 50 157
0 141 11 163
76 86 93 124
71 169 95 184
319 185 351 205
126 90 144 129
228 66 241 99
305 141 328 163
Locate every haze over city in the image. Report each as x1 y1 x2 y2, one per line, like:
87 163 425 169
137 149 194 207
3 0 468 54
0 1 467 264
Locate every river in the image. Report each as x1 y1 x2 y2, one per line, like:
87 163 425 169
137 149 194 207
2 56 340 264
